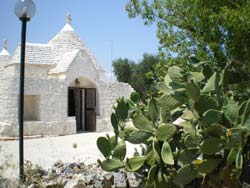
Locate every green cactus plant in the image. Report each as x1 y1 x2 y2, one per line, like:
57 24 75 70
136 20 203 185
97 61 250 187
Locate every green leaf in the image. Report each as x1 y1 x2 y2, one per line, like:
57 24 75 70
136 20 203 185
202 73 216 93
133 114 154 132
130 92 140 103
236 149 243 169
153 139 161 164
161 141 174 165
194 95 218 116
116 99 129 120
147 165 158 182
98 159 124 172
97 137 111 158
239 100 247 116
227 148 238 164
204 124 226 137
126 130 152 144
146 150 156 166
164 74 172 87
170 81 186 91
200 137 223 155
184 134 202 148
112 141 126 161
155 124 176 141
179 149 199 164
186 82 200 102
111 113 118 131
179 121 196 134
157 82 174 95
224 99 239 125
125 156 146 172
198 158 222 174
181 109 195 121
147 98 160 122
109 136 117 150
159 94 182 112
242 99 250 130
201 110 223 128
173 164 198 185
168 66 183 81
226 128 243 149
189 72 205 83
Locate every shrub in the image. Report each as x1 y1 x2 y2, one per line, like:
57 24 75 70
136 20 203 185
97 60 250 188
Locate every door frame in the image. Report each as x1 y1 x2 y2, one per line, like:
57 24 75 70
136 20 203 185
85 88 97 131
68 87 96 132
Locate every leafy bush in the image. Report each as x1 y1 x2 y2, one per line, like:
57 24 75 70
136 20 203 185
97 60 250 188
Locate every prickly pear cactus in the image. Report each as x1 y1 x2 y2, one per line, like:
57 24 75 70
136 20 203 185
97 59 250 188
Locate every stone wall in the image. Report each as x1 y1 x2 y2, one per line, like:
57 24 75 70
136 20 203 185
0 50 134 137
96 81 134 132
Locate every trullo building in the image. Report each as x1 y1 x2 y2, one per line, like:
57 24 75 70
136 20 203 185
0 16 133 137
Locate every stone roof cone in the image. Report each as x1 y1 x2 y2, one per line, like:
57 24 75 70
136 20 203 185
48 13 86 50
0 39 10 57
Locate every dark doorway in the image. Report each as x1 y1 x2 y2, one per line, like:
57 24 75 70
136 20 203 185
85 88 96 131
68 88 96 132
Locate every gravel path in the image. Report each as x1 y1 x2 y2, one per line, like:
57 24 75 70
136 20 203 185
0 132 139 177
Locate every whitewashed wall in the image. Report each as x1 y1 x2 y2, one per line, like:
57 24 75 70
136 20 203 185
0 51 133 137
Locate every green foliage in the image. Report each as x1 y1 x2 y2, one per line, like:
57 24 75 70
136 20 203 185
112 141 126 160
185 82 200 102
112 58 134 83
97 159 124 172
97 62 250 187
112 54 159 100
155 124 176 141
161 141 174 165
125 0 250 81
97 137 111 158
125 156 146 172
200 137 223 155
173 165 198 185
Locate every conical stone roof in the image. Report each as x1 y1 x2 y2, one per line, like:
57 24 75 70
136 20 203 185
0 39 10 57
48 23 85 52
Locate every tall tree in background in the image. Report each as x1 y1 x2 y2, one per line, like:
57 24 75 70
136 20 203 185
113 54 159 100
126 0 250 80
112 58 134 83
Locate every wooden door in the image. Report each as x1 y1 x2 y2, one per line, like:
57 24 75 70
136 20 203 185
74 88 82 131
85 88 96 131
81 89 85 130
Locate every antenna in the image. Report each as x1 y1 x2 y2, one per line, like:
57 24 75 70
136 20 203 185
108 40 114 82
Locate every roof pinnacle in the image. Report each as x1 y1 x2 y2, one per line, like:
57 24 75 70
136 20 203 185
66 12 72 24
3 39 8 49
0 39 10 56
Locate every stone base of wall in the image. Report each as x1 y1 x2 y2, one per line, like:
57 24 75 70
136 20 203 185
96 117 112 132
0 122 17 137
24 120 76 136
0 119 76 137
0 116 118 137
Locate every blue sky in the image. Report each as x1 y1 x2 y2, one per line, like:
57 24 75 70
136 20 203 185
0 0 159 75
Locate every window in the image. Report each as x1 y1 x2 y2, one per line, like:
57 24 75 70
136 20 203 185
24 95 40 121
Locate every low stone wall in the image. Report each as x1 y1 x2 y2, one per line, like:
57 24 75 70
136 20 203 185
0 119 76 137
96 117 113 132
0 122 17 137
24 120 76 136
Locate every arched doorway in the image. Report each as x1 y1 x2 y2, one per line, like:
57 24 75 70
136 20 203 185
68 77 97 132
